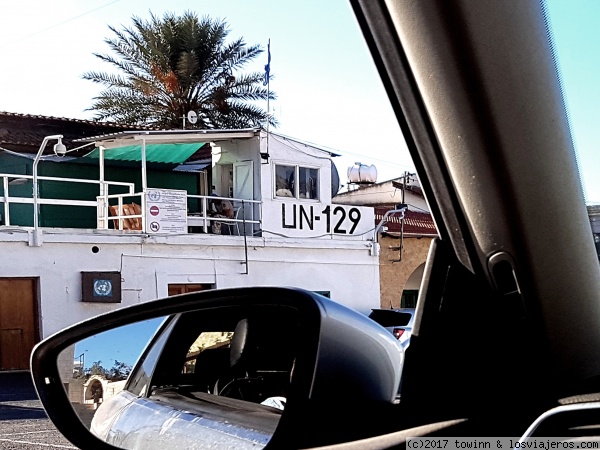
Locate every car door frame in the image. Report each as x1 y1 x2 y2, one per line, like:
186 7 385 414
347 0 600 438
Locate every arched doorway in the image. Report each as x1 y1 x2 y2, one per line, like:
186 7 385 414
84 377 105 408
401 263 425 308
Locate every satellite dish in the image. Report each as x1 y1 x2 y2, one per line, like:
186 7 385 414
187 110 198 124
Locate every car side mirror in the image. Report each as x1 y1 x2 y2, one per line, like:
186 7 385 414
31 287 404 450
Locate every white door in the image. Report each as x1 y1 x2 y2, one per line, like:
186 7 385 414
233 161 253 200
233 161 254 234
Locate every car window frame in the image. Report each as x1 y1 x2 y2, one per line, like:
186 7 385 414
125 315 178 397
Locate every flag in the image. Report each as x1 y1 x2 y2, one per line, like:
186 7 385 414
263 39 271 86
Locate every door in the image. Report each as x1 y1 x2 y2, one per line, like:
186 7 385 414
233 161 253 200
233 161 254 235
0 278 38 370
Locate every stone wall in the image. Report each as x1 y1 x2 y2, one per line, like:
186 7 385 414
379 235 433 309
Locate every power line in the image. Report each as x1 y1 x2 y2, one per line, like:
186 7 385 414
272 131 415 170
335 149 415 170
4 0 120 47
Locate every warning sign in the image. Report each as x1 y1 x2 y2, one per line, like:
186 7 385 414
144 189 188 234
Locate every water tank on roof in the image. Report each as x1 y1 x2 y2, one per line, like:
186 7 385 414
348 163 377 185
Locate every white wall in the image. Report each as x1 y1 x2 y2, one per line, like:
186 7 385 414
256 132 378 239
0 229 379 337
0 131 380 338
204 132 376 239
260 132 335 204
261 201 374 240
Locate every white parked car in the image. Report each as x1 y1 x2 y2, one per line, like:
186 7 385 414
368 308 415 350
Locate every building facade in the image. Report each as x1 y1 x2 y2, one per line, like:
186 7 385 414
0 123 379 371
334 175 438 309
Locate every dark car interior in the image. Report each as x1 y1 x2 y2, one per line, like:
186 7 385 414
146 305 299 413
368 309 413 328
337 0 600 444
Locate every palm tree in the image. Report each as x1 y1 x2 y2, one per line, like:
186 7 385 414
83 11 276 129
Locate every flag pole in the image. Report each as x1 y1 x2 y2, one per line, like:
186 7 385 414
263 39 271 160
266 68 270 155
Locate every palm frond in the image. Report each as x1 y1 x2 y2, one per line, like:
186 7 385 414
84 11 274 129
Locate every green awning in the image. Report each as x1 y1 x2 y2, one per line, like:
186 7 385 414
84 143 202 164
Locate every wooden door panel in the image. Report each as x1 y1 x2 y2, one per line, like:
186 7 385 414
0 328 24 370
0 278 37 370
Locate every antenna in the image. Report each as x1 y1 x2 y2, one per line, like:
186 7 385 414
187 110 198 124
182 110 198 129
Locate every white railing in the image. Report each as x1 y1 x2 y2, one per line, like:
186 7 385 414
186 195 262 235
96 192 144 231
0 173 262 235
97 193 262 234
0 173 134 227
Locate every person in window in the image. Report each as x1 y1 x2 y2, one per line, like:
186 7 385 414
209 188 235 235
208 187 234 218
208 186 220 215
216 199 234 219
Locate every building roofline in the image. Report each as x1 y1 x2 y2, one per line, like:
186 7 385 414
0 111 151 129
1 111 341 158
266 131 341 157
74 128 261 148
74 128 342 156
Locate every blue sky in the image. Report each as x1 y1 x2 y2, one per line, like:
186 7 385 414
0 1 598 201
73 317 164 370
545 0 600 204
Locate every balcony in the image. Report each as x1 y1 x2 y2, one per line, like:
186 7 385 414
0 172 261 237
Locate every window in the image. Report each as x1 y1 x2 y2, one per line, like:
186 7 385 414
298 167 318 199
126 317 176 397
275 165 295 198
168 284 212 296
182 331 234 374
401 290 419 308
275 165 318 200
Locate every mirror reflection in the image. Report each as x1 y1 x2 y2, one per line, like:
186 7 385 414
58 318 164 427
58 305 300 450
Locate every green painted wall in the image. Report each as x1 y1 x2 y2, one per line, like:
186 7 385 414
0 153 199 228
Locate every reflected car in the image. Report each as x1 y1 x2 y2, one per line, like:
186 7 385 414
368 308 415 349
35 288 403 449
90 307 297 449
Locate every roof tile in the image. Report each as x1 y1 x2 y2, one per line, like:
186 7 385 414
374 206 437 236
